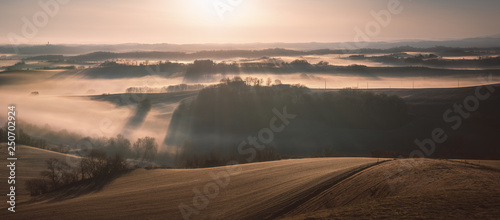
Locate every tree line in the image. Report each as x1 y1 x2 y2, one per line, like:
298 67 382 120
125 84 205 93
25 150 129 196
0 124 159 163
166 77 412 167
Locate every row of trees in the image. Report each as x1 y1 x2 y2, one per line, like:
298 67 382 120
125 84 205 93
183 59 332 83
0 124 160 195
79 135 159 162
0 122 159 162
220 76 283 87
24 136 160 196
26 151 128 196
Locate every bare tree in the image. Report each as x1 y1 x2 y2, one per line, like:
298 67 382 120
133 137 158 161
41 158 70 189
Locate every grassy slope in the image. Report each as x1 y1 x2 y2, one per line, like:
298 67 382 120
0 145 80 209
4 157 381 219
457 160 500 170
1 145 499 219
280 159 500 220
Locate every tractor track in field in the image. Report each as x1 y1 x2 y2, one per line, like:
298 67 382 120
246 160 390 220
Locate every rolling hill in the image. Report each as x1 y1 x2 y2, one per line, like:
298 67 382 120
0 144 80 207
2 154 381 219
0 146 498 219
280 159 500 219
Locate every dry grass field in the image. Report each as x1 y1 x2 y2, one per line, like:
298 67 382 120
0 146 381 219
454 159 500 170
0 144 80 205
280 159 500 220
1 145 499 219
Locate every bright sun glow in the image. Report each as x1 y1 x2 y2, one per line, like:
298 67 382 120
181 0 253 26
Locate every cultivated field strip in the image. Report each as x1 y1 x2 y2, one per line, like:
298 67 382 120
279 159 500 219
2 152 381 219
249 161 388 220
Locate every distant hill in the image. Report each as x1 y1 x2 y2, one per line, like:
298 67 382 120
2 35 500 55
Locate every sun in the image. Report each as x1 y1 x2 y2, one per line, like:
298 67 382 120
184 0 251 23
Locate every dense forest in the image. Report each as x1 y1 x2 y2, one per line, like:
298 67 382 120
166 77 412 167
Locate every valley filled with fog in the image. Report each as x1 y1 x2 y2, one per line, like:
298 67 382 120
1 46 500 165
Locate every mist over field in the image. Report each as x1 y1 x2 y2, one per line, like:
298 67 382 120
1 48 500 165
0 71 180 146
1 0 500 218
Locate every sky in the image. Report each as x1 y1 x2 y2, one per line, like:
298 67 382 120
0 0 499 44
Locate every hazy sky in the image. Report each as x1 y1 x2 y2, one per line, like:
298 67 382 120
0 0 499 44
